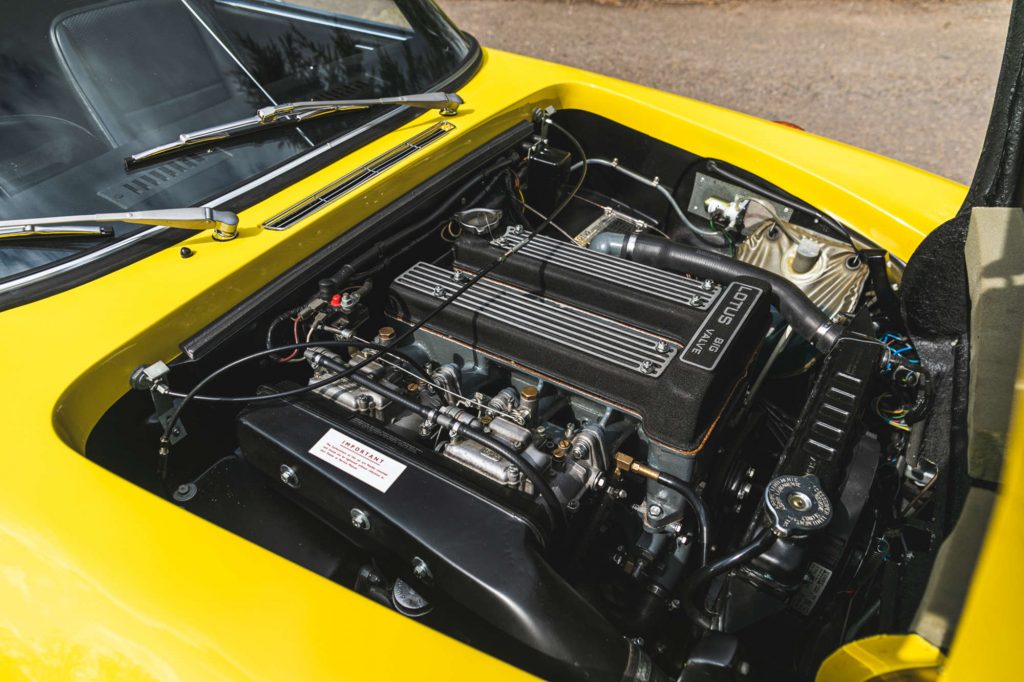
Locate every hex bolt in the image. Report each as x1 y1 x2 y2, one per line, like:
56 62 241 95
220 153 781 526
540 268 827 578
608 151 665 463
702 279 714 291
350 508 371 531
172 482 197 502
640 360 655 374
279 464 299 489
412 556 433 582
648 504 663 518
655 340 668 353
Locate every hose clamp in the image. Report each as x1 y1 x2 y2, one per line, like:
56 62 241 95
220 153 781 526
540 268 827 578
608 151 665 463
811 321 840 351
625 232 638 258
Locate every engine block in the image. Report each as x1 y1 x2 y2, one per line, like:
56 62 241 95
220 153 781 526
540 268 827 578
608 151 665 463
388 230 772 455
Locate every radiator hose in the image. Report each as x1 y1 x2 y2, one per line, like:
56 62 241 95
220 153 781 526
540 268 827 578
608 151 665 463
591 232 842 353
680 528 776 630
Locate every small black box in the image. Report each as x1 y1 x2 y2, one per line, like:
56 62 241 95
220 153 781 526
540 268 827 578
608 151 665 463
525 144 572 216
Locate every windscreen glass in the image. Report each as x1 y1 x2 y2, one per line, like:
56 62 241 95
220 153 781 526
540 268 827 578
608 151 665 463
0 0 471 282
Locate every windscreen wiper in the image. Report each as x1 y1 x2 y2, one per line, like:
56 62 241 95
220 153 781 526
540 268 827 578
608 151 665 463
0 207 240 242
127 92 464 166
0 225 115 241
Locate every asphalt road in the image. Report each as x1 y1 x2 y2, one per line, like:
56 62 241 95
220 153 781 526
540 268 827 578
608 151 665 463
439 0 1012 184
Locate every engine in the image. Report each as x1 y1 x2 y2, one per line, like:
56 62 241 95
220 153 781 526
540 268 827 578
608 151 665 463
118 113 937 682
238 222 776 678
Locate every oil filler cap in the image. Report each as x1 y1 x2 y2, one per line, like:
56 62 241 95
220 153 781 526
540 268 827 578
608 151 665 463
764 474 832 538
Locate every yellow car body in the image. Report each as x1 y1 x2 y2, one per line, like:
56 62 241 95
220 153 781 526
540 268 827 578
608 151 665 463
0 44 1018 682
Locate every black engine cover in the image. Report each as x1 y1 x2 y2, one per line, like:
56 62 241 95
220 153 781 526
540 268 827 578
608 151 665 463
236 389 632 680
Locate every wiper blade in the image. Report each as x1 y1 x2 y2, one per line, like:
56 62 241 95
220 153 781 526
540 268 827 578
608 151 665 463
0 207 240 242
0 225 115 241
127 92 464 166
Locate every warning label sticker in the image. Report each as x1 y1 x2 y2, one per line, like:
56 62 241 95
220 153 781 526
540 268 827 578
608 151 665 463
308 428 407 493
791 561 833 615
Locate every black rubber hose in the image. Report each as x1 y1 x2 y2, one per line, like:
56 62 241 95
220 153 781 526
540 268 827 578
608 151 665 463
654 471 711 567
680 528 775 630
314 351 568 537
599 233 842 353
265 306 301 357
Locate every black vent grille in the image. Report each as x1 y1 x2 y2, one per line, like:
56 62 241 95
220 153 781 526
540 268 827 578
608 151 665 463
99 152 217 208
317 80 371 99
263 120 454 231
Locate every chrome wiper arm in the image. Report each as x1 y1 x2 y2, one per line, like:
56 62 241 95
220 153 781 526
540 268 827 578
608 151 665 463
127 92 463 166
0 207 240 242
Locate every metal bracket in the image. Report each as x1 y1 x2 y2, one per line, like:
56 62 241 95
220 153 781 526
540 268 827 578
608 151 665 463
130 361 187 444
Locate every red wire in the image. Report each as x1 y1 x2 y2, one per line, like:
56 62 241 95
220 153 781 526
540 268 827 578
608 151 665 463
276 316 302 363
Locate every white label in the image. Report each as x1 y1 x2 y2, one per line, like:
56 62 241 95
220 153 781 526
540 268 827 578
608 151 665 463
308 428 406 493
791 561 833 615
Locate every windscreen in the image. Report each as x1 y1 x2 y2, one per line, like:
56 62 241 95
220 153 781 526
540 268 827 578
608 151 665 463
0 0 472 283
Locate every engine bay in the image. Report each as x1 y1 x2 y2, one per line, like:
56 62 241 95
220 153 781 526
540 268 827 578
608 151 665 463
89 110 942 681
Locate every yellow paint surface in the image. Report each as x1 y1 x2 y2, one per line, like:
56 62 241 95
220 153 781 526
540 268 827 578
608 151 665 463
0 48 969 679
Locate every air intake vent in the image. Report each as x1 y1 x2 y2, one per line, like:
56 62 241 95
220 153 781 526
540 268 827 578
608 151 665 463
318 80 371 99
263 121 455 231
99 151 222 208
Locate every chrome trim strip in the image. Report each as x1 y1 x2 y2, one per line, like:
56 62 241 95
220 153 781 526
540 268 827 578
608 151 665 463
181 0 282 108
263 121 455 230
215 0 412 41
